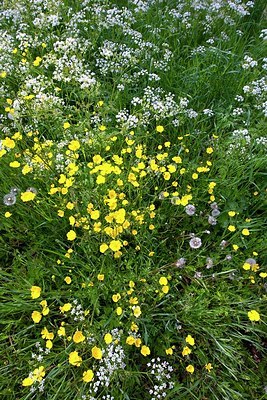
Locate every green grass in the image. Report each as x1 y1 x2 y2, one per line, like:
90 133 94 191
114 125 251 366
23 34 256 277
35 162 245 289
0 0 267 399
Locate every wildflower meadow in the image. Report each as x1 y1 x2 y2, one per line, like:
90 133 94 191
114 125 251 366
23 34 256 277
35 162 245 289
0 0 267 399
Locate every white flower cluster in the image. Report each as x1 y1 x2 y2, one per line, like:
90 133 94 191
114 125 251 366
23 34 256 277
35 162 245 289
71 299 86 322
147 357 174 400
242 55 258 69
90 329 126 395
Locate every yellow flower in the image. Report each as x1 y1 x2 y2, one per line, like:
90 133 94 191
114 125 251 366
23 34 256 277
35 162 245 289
63 122 70 129
228 211 236 217
132 305 141 318
156 125 164 133
30 286 41 299
68 140 80 151
67 230 76 241
82 369 94 383
22 165 33 175
69 351 82 366
186 364 194 374
41 302 50 316
165 347 173 355
46 340 53 349
206 147 213 154
33 57 42 66
90 210 100 220
64 276 72 284
131 322 138 332
22 377 34 386
60 303 72 313
162 285 169 294
182 346 192 356
192 173 198 180
112 293 121 303
92 346 102 360
100 243 109 253
21 191 36 202
4 212 12 218
116 307 123 315
41 328 54 341
104 333 113 344
31 311 42 323
248 310 260 322
141 345 150 356
57 326 66 336
73 330 85 343
242 263 251 271
33 366 45 381
129 297 138 305
205 363 213 372
109 240 122 252
159 276 168 286
242 228 250 236
9 161 20 168
96 175 106 184
228 225 236 232
185 335 195 346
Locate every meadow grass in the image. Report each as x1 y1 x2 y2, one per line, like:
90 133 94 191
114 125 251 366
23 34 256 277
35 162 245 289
0 0 266 399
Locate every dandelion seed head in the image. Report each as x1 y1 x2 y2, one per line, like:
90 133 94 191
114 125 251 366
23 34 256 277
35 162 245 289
189 237 202 249
185 204 196 216
208 216 217 225
26 187 38 194
10 187 20 195
211 208 220 217
3 193 16 206
175 258 186 268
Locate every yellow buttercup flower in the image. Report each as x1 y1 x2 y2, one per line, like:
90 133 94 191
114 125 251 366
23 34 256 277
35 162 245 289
21 191 36 202
112 293 121 303
67 230 76 241
156 125 164 133
100 243 109 253
186 364 194 374
185 335 195 346
165 347 173 355
104 333 113 344
141 345 150 356
68 140 80 151
64 276 72 284
69 351 82 366
182 346 192 356
248 310 260 322
63 122 70 129
82 369 94 383
205 363 213 372
92 346 102 360
31 311 42 323
73 331 85 343
22 377 34 386
159 276 168 286
30 286 41 299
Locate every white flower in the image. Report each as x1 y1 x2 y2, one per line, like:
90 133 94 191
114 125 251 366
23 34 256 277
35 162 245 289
189 237 202 249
